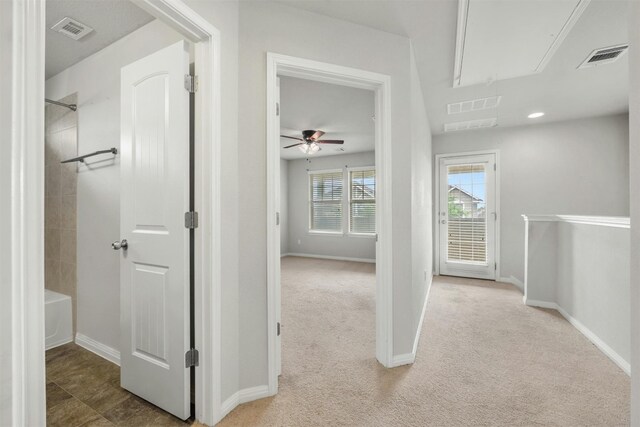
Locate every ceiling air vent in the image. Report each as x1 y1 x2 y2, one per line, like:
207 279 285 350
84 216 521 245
447 96 502 115
444 118 497 133
579 44 628 69
51 17 94 41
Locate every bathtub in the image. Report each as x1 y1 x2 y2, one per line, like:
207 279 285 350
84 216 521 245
45 289 73 350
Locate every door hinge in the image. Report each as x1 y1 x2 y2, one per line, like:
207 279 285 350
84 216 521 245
276 102 280 116
276 212 280 226
184 74 198 93
277 322 281 336
185 211 199 229
495 262 497 271
185 348 199 368
493 163 496 171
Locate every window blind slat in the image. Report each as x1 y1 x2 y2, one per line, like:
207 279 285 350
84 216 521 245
349 169 376 234
310 171 343 232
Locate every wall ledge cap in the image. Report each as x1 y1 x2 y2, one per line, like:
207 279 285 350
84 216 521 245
522 214 629 228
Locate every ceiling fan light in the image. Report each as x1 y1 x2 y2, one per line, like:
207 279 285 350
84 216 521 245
309 143 321 153
298 144 309 154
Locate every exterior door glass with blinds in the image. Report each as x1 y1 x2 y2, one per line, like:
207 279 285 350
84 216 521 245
438 154 496 280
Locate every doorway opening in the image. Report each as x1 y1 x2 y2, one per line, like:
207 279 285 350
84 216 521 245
435 151 500 280
44 5 195 423
266 53 394 395
277 75 377 380
35 1 223 425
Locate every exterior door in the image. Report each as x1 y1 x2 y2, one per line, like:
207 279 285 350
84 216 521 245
119 41 191 419
438 153 496 280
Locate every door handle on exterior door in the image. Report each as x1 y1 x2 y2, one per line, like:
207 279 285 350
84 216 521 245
112 239 128 250
441 220 447 224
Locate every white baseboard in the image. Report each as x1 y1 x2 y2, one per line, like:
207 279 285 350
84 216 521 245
390 352 415 367
389 274 433 368
220 393 239 420
283 252 375 264
524 298 558 310
523 299 630 375
220 385 271 420
555 305 630 375
45 336 74 351
499 276 524 291
75 333 120 366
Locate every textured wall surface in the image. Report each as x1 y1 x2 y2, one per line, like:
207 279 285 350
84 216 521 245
45 93 78 332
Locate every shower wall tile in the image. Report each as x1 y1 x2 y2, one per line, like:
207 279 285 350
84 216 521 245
45 93 78 334
45 165 61 198
60 229 77 265
45 228 60 261
45 135 60 166
45 258 60 291
61 196 77 230
47 104 77 134
45 196 61 229
61 164 77 195
60 262 78 333
59 129 78 161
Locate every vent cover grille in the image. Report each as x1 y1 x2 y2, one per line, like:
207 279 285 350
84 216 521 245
447 96 501 115
579 44 628 69
444 118 497 133
51 17 94 41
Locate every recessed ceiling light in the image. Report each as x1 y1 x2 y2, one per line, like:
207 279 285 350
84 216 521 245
528 112 545 119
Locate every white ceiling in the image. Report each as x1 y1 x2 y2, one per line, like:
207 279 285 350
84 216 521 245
456 0 586 87
278 0 630 134
45 0 154 79
279 76 375 160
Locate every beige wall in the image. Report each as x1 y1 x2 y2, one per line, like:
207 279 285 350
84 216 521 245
44 93 78 332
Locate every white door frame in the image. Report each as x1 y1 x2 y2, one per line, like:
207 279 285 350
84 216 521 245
8 0 224 425
266 53 394 396
434 150 501 279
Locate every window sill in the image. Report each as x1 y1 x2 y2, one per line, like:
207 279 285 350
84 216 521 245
308 231 344 236
347 233 376 238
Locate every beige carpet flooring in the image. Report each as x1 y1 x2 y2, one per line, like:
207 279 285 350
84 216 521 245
220 256 629 426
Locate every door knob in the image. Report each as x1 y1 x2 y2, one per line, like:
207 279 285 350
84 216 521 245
112 239 128 250
441 220 447 224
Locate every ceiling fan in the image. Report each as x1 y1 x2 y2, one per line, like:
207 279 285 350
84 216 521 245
280 130 344 154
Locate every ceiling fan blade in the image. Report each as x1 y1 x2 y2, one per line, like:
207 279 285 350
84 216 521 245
316 140 344 144
284 143 304 149
309 130 325 141
281 135 304 141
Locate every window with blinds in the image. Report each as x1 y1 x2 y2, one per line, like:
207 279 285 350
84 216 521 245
309 170 343 232
349 168 376 234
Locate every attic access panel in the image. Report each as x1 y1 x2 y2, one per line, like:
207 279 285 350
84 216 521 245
454 0 590 87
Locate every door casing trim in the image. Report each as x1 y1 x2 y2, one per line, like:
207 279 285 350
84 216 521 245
434 150 501 279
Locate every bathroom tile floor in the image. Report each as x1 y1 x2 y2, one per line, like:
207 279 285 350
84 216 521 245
46 343 193 427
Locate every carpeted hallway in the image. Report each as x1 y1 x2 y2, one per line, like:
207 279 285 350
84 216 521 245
220 256 629 426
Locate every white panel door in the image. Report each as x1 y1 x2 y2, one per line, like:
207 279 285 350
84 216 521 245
438 154 496 280
119 41 191 420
